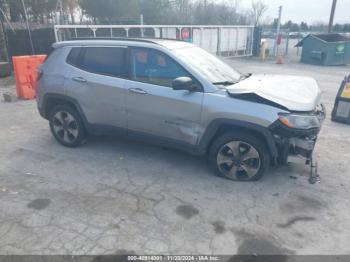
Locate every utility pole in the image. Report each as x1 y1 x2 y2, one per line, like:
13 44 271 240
328 0 337 33
274 6 282 57
21 0 35 55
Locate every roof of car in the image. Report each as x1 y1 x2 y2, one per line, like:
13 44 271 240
53 38 195 50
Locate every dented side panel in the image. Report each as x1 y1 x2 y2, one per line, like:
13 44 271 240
125 79 204 145
165 119 206 145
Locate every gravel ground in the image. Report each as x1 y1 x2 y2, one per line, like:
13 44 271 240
0 57 350 255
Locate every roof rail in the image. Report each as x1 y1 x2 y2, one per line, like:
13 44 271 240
67 37 183 44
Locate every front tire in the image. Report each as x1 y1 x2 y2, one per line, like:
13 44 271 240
49 105 86 148
208 132 270 181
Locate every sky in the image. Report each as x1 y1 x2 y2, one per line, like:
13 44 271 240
238 0 350 24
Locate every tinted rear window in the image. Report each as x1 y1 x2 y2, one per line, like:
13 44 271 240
66 47 81 66
78 47 126 77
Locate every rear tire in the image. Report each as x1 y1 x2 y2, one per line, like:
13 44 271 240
208 132 270 181
49 105 86 148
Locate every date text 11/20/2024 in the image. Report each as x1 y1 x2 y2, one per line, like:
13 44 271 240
127 256 221 261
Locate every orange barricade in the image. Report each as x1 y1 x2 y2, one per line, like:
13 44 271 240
12 55 47 100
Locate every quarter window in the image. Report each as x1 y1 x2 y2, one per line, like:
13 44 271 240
66 47 81 66
130 48 192 87
78 47 126 77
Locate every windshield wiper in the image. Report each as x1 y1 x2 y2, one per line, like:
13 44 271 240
212 81 236 86
239 73 252 81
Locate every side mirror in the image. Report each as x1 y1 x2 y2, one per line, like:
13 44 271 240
172 77 196 91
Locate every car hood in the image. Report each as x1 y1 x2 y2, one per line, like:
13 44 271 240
226 74 322 111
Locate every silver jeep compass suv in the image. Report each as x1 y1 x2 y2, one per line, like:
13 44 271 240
36 38 325 181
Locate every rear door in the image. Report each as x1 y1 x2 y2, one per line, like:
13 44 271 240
125 47 204 145
66 46 127 129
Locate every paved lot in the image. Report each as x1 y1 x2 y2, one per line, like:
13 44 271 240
0 57 350 255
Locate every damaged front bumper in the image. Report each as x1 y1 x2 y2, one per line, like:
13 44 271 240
270 104 326 165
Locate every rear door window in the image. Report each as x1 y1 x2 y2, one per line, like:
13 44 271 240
78 47 126 78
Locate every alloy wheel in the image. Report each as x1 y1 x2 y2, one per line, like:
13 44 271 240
52 111 79 144
216 141 261 180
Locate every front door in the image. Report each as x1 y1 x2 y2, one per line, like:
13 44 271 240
125 47 204 145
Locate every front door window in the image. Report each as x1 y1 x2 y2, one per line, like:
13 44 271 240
130 48 192 88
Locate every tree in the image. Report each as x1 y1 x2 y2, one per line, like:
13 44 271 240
192 0 246 25
139 0 172 24
343 24 350 32
0 2 8 62
271 18 278 29
60 0 79 24
283 20 299 31
79 0 139 24
172 0 192 24
310 22 327 32
0 0 24 22
333 23 342 32
250 0 268 26
300 21 308 31
26 0 56 23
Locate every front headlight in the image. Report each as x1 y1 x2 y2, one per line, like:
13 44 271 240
278 113 320 129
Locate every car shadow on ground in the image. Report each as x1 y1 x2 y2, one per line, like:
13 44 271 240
60 134 310 187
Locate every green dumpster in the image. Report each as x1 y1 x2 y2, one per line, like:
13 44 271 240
296 34 350 66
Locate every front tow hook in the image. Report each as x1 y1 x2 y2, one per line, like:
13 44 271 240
307 157 320 184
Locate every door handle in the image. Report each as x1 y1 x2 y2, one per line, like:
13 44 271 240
128 88 147 94
72 77 87 83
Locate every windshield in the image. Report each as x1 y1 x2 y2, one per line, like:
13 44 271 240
174 46 242 85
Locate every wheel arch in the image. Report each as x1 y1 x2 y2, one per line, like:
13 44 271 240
42 94 88 126
199 119 278 160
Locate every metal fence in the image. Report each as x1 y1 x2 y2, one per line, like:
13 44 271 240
260 29 310 57
54 25 255 57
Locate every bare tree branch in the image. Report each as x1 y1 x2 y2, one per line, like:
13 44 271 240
250 0 268 26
